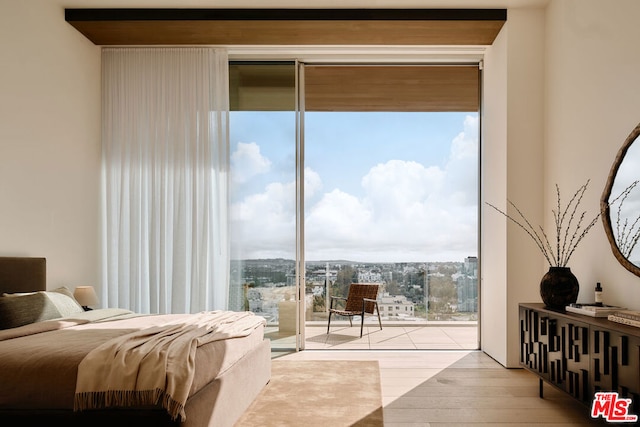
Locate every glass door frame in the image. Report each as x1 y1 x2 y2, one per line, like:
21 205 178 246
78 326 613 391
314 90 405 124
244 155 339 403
295 60 306 350
228 52 485 351
295 61 482 350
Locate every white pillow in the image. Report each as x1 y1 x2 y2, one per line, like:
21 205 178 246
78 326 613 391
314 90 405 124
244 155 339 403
46 287 85 315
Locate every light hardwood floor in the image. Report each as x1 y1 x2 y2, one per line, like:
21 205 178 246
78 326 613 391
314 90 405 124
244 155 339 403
275 350 610 426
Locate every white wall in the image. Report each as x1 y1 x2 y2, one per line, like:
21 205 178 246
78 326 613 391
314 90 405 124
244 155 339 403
544 0 640 313
482 8 547 367
481 21 509 366
0 0 101 289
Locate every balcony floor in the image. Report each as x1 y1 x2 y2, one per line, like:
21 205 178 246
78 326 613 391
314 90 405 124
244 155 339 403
267 322 478 350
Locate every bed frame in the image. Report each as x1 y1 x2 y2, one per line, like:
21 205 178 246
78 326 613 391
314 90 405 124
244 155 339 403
0 256 271 427
0 257 46 293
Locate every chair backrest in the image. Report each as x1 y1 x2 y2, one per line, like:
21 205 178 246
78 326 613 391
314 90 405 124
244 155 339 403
345 283 379 314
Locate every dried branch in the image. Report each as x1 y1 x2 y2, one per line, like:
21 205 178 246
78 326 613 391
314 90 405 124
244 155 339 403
619 215 640 258
485 201 554 266
538 224 558 266
486 180 599 267
555 184 562 266
563 212 600 266
562 183 593 265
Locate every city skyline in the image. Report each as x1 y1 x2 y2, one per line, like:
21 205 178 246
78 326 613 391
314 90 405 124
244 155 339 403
231 257 478 322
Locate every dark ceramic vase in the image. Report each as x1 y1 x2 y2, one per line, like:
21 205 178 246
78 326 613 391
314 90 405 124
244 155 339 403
540 267 579 310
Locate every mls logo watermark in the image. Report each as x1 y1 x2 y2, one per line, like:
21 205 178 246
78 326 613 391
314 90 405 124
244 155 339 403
591 392 638 423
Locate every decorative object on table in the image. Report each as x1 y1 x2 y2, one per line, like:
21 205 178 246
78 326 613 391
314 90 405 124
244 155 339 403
539 267 580 310
540 266 580 310
608 310 640 328
610 309 640 321
487 180 600 310
594 282 603 306
565 303 626 317
73 285 99 311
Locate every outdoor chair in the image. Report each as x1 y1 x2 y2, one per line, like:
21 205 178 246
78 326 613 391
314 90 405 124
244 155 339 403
327 283 382 338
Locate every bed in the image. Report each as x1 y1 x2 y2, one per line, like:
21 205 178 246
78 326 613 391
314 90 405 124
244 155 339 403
0 257 271 427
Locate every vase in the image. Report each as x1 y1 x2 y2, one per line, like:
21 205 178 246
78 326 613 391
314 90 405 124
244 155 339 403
539 267 579 310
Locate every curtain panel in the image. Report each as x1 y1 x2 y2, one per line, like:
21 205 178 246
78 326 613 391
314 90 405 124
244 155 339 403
101 47 229 314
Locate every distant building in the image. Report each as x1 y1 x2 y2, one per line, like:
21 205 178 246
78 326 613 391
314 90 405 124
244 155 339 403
379 294 415 318
457 256 478 312
357 269 383 283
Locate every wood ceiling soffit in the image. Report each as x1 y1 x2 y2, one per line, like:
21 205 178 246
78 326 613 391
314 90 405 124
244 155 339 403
64 9 507 46
304 65 479 112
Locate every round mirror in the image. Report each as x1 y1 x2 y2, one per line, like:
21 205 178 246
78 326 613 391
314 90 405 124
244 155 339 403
601 122 640 276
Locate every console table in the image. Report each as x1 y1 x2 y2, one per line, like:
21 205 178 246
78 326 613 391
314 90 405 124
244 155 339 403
519 303 640 413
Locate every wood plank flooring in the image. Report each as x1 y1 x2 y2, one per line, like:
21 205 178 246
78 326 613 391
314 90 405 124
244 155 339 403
275 350 610 426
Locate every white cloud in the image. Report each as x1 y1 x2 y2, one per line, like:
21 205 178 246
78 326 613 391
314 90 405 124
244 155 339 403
361 159 443 221
230 115 479 262
305 155 476 262
230 142 271 184
230 179 296 259
230 166 323 260
306 189 373 243
304 167 322 200
442 115 479 205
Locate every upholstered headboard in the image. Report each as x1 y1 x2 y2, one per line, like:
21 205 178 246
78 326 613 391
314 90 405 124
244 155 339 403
0 257 46 294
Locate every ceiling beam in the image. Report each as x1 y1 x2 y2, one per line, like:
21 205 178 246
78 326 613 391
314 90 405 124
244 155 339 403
65 8 507 46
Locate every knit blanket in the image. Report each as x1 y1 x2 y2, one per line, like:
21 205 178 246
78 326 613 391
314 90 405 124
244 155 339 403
74 310 266 421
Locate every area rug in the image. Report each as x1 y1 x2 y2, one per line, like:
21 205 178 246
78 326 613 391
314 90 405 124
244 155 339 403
234 360 384 427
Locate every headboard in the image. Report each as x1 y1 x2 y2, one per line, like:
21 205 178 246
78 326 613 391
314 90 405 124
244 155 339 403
0 257 46 294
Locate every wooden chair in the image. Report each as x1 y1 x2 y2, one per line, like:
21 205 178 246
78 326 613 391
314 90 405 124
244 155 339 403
327 283 382 337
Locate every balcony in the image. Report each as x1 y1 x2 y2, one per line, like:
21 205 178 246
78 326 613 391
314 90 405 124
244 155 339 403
266 320 478 350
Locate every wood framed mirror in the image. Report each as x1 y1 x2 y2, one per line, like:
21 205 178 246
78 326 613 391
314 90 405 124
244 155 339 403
601 121 640 277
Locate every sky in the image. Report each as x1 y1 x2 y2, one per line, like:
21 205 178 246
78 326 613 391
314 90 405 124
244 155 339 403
229 111 479 263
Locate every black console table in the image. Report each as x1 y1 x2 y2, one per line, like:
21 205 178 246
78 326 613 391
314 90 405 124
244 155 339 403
519 303 640 413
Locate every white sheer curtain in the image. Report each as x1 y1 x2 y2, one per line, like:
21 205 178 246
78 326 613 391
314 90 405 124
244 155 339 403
101 48 229 314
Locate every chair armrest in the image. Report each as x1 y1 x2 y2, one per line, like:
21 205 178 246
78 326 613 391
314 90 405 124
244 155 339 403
329 296 347 309
362 298 379 313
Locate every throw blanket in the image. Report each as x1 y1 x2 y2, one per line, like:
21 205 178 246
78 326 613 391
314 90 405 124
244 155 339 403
74 310 266 421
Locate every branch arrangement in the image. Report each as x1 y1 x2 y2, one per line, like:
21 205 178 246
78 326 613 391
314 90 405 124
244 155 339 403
486 180 599 267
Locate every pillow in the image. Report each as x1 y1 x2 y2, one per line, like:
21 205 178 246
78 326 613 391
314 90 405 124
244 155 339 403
50 286 76 300
1 287 85 316
46 288 85 316
0 293 63 330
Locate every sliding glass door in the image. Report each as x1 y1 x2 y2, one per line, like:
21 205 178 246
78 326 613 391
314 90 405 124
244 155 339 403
228 62 300 351
301 65 479 349
229 61 480 351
